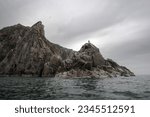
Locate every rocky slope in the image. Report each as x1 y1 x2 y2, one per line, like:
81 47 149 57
0 21 135 78
55 43 135 78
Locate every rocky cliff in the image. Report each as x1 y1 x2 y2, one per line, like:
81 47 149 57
0 21 135 78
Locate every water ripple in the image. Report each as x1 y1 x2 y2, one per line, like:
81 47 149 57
0 75 150 100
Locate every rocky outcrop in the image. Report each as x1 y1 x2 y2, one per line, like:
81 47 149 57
55 44 135 78
0 21 135 78
0 21 73 77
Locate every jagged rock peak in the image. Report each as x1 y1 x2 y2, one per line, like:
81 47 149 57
77 41 105 67
79 42 99 53
31 21 45 36
13 23 23 27
32 21 43 27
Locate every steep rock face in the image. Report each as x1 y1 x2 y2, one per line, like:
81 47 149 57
0 22 135 78
60 42 105 72
0 21 73 76
79 42 105 66
0 24 30 62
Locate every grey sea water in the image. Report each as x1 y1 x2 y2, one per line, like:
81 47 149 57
0 75 150 100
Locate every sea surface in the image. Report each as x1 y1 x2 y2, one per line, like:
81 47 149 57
0 75 150 100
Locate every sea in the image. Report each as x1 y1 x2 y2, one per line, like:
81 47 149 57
0 75 150 100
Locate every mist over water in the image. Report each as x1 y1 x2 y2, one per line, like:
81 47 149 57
0 75 150 100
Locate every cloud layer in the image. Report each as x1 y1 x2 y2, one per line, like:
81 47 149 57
0 0 150 74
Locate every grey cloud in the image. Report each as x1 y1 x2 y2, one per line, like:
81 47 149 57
46 0 150 44
0 0 150 74
103 29 150 59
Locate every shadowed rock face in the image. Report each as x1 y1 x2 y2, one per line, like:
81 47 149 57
0 21 135 78
0 21 73 77
79 42 105 66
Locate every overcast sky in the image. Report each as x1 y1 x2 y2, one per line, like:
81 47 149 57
0 0 150 75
